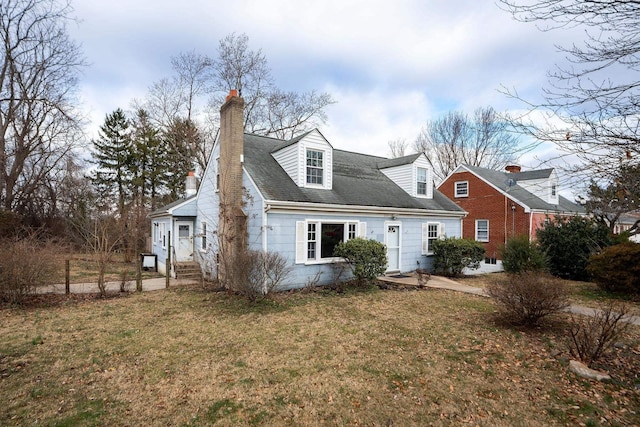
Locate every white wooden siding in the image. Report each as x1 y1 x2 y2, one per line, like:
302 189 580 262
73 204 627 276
380 164 413 195
272 143 299 184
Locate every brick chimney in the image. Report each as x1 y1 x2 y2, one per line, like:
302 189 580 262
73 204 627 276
185 171 197 197
219 89 245 211
218 89 247 286
505 165 522 173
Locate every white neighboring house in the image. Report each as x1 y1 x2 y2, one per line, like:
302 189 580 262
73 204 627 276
150 91 467 287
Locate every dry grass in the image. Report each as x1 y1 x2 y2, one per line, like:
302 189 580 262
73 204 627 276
51 253 162 285
1 287 639 426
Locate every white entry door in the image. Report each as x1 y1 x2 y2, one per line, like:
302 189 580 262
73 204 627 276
386 224 400 271
176 222 193 261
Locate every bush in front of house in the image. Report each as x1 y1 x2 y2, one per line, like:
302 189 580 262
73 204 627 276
567 301 632 364
500 234 547 273
486 272 569 327
231 250 292 302
333 238 388 283
0 235 59 304
536 216 611 281
587 242 640 294
431 237 485 277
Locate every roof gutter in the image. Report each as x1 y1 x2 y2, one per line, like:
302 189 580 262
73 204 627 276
264 200 467 218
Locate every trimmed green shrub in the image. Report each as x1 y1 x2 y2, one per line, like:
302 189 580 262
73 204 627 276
536 216 611 281
334 238 388 283
431 237 485 277
500 235 547 273
487 273 569 327
587 242 640 294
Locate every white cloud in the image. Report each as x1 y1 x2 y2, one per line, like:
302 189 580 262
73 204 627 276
69 0 593 178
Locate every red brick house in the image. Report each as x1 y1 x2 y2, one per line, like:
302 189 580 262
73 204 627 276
438 164 585 273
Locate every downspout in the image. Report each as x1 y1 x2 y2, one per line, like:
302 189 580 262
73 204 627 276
529 211 534 241
263 203 270 252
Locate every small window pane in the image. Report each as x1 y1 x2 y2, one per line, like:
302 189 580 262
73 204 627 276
348 223 356 240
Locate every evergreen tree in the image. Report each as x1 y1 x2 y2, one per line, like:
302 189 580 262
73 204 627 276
91 109 133 216
131 109 168 211
162 118 198 199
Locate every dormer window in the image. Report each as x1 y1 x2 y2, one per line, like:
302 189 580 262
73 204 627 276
551 183 557 197
417 167 428 196
306 149 324 185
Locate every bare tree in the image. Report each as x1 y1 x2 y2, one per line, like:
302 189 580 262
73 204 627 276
585 164 640 236
211 33 335 137
0 0 85 215
414 107 520 182
171 50 212 121
387 138 409 158
499 0 640 177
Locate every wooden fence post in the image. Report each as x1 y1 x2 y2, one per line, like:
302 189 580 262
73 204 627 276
65 259 70 294
166 230 171 288
136 259 142 292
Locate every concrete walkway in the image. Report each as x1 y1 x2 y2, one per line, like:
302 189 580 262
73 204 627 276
380 274 640 326
38 274 640 326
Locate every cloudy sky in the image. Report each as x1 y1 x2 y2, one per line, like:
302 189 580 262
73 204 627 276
69 0 583 171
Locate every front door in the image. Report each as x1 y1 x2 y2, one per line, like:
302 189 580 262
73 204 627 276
386 224 400 271
176 222 193 261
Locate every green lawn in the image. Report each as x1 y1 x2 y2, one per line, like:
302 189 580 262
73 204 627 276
1 286 638 426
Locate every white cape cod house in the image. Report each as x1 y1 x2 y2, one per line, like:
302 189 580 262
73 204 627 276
150 91 466 288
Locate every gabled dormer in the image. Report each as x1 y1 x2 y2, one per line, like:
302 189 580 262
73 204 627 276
378 153 433 199
271 129 333 190
508 166 559 205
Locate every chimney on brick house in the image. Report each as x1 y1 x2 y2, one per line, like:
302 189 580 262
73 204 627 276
505 165 522 173
218 89 247 286
185 171 197 197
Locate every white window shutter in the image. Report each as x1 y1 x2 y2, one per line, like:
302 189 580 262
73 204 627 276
358 222 367 238
421 223 428 255
439 223 446 239
295 221 306 264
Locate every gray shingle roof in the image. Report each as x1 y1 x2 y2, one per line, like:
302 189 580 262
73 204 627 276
150 195 197 217
244 134 464 213
461 164 585 213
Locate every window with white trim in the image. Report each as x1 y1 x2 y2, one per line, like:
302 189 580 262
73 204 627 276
417 167 428 196
159 223 166 248
549 181 559 203
201 221 207 249
455 181 468 197
306 149 323 185
215 157 220 191
422 222 443 255
476 219 489 242
348 223 357 240
297 220 364 263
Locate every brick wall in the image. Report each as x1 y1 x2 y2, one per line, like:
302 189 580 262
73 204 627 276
439 171 530 259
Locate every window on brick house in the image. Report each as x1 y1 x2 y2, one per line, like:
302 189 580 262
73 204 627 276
455 181 468 197
476 219 489 242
